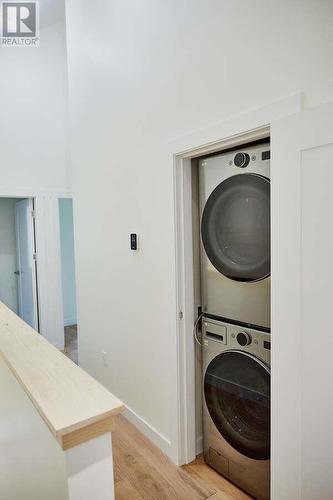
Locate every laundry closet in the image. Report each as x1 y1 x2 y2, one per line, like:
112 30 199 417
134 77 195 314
192 139 271 500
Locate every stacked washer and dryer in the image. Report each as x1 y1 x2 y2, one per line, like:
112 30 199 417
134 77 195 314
198 143 271 499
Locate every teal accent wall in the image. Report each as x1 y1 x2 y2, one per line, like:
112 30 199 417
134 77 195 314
59 199 77 326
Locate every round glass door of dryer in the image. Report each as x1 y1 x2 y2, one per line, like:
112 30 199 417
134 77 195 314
201 173 270 281
204 350 270 460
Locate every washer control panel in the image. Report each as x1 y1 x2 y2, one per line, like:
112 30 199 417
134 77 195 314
202 317 270 365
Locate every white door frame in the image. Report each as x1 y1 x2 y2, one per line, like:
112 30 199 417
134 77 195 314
170 94 302 466
0 189 71 350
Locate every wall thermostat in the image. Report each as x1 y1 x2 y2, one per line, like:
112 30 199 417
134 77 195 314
130 233 138 250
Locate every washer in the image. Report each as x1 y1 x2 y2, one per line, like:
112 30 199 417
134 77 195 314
199 142 270 328
202 317 270 499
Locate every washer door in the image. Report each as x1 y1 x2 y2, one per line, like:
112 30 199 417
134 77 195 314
201 173 270 281
204 350 270 460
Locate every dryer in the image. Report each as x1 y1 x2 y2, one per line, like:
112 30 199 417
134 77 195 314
202 317 270 499
199 143 270 328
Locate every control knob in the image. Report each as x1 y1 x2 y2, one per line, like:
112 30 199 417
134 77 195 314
236 331 252 346
234 152 250 168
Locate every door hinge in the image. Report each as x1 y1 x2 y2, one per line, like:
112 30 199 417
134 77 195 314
31 210 36 219
178 311 183 320
33 253 38 261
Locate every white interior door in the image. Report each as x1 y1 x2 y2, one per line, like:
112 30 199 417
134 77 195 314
272 101 333 499
15 199 38 330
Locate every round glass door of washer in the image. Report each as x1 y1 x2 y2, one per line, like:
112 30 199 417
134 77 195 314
204 350 270 460
201 173 270 281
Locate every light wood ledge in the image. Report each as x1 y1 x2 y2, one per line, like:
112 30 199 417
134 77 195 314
0 302 124 450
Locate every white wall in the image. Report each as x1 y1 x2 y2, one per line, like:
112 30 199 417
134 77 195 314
0 357 68 500
0 198 19 314
0 0 69 191
0 0 70 348
66 0 333 456
59 199 77 326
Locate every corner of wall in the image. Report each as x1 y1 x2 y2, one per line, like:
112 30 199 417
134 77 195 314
123 405 173 460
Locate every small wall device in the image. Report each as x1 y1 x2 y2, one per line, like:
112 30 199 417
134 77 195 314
130 233 138 250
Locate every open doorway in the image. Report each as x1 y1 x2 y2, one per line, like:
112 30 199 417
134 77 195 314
0 197 39 330
58 198 78 364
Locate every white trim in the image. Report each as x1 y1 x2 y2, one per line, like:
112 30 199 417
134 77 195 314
169 93 302 466
172 158 197 465
167 93 302 156
123 405 172 458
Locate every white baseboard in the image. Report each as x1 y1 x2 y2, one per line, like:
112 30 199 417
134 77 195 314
64 317 77 327
196 435 203 456
123 405 172 459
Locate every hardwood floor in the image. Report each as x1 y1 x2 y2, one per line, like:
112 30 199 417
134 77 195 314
113 415 251 500
63 325 78 364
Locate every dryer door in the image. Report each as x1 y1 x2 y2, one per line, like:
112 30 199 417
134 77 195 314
201 173 270 281
204 350 270 460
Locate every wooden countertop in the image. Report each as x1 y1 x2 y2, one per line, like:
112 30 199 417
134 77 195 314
0 302 124 450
